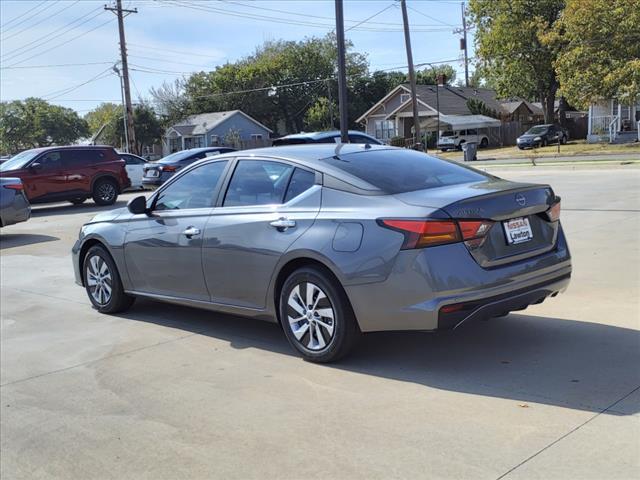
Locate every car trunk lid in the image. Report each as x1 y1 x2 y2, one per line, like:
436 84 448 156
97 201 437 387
394 179 559 267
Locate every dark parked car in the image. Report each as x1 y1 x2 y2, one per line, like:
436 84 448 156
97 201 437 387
73 144 571 362
142 147 236 189
517 124 568 149
273 130 383 146
0 178 30 227
0 146 130 206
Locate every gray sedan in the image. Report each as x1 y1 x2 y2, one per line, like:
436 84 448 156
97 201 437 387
72 145 571 362
0 177 30 227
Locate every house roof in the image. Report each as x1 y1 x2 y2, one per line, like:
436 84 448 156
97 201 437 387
170 110 273 136
501 100 544 116
357 84 505 122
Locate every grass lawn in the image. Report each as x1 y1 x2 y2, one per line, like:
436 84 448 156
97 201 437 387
437 140 640 160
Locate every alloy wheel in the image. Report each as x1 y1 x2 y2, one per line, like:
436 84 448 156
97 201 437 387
86 255 112 305
286 282 335 351
97 182 116 203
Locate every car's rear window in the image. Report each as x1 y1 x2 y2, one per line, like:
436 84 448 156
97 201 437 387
324 149 489 194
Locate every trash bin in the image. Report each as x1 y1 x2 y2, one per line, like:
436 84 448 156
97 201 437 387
462 141 477 162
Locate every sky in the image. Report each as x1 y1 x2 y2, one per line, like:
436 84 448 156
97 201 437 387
0 0 474 115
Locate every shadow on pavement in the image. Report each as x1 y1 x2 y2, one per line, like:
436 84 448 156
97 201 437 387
118 298 640 416
0 233 59 250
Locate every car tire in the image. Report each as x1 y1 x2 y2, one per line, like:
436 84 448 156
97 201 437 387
480 137 489 148
279 266 360 363
92 178 118 206
83 245 135 314
69 197 87 205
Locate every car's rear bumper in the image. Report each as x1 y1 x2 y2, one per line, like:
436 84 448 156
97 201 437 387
344 225 572 332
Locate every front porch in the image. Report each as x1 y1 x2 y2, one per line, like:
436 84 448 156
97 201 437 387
588 99 640 143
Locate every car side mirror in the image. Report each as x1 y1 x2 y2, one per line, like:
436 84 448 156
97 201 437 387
127 195 148 215
29 162 42 171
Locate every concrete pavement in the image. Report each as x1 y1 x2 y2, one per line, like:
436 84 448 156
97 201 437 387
1 165 639 479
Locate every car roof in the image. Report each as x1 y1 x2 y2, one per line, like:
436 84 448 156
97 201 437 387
23 145 115 154
277 130 374 141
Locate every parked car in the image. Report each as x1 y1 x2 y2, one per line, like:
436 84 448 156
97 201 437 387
73 144 571 362
118 152 146 190
0 178 30 227
142 147 236 189
438 129 489 151
517 124 568 149
272 130 383 146
0 146 130 206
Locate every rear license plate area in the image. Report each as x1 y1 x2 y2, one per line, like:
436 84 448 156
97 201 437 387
503 217 533 245
145 170 160 178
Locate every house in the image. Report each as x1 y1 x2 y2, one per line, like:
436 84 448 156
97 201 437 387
163 110 273 155
587 99 640 143
357 84 523 145
500 100 544 124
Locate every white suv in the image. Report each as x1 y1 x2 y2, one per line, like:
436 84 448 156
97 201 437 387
438 129 489 151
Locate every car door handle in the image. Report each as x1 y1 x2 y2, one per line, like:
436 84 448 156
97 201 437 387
182 226 201 238
270 218 296 231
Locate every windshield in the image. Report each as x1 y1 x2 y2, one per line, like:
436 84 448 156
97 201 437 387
525 126 548 135
441 131 456 137
0 149 40 172
159 150 202 164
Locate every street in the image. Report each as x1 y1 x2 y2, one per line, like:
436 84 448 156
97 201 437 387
1 165 639 479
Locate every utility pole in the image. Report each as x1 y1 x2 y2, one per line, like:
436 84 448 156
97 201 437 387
400 0 422 150
460 2 469 87
334 0 349 143
105 0 137 153
112 64 129 152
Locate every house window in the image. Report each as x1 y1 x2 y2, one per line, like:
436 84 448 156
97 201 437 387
192 135 204 148
210 135 220 146
251 134 263 140
400 93 411 103
374 120 396 140
169 137 181 153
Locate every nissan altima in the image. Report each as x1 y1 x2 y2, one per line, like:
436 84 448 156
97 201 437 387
72 145 571 362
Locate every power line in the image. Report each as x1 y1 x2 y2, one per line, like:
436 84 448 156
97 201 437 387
4 17 116 68
2 1 76 43
407 5 457 28
166 0 453 33
221 0 454 28
1 61 115 71
127 43 222 58
1 7 104 61
345 3 396 33
0 0 57 35
129 54 214 68
0 0 48 30
41 67 114 100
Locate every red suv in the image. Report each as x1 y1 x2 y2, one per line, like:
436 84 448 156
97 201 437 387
0 146 130 206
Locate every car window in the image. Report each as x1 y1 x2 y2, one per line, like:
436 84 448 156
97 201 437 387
325 149 489 194
284 168 316 203
467 129 478 135
123 154 143 165
154 161 228 211
38 151 63 170
348 134 369 144
224 160 294 207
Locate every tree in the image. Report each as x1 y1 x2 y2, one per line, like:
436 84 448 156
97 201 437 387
304 97 336 131
416 64 456 85
466 98 500 118
469 0 565 123
149 79 189 127
0 98 88 154
170 34 367 135
84 103 122 147
554 0 640 109
114 103 163 155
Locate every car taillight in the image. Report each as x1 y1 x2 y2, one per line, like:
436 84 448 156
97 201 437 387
380 218 495 250
547 199 561 222
380 219 460 249
161 165 176 172
3 183 23 191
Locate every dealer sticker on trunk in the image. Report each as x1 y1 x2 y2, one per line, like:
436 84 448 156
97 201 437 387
503 217 533 245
